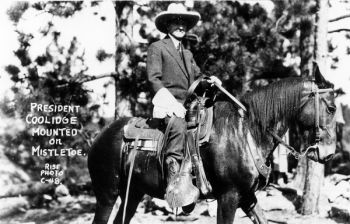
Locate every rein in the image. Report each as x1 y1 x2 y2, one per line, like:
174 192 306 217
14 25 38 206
267 129 316 160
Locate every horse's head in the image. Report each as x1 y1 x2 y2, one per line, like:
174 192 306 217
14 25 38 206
297 64 336 163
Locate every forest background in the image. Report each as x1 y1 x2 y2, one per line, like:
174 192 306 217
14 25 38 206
0 0 350 223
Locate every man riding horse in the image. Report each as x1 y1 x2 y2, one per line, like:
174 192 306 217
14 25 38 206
147 3 221 208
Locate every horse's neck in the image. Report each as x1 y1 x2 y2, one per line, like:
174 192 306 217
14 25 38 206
241 78 305 146
212 101 289 160
270 121 289 136
247 119 289 159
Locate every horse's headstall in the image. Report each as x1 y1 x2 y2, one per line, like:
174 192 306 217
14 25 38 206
308 84 333 96
300 83 334 109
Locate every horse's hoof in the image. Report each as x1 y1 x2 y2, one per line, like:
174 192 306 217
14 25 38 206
182 203 196 214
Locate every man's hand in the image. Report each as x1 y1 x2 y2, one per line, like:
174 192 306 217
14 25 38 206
152 87 187 119
168 102 186 118
207 76 222 86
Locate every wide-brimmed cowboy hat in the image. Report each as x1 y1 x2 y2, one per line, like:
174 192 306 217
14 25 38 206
155 3 201 34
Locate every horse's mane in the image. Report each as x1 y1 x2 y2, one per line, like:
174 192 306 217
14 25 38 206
241 77 305 143
213 77 306 145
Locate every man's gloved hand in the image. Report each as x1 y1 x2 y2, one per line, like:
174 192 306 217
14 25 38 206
207 75 222 86
152 87 187 119
168 102 186 118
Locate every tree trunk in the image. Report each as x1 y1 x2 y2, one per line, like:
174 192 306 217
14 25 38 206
299 0 329 215
114 2 121 119
313 0 328 68
114 2 135 118
299 9 315 77
300 159 324 214
292 155 307 191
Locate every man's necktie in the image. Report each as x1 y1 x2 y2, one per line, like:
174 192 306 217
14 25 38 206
177 43 184 61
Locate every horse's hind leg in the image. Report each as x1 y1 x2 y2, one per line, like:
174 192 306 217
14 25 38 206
113 189 144 224
91 175 120 224
242 202 268 224
89 149 121 224
93 198 118 224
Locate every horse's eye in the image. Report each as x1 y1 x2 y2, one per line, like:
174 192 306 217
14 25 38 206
327 106 336 114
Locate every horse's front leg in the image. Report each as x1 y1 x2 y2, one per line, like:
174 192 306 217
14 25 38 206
242 202 268 224
217 189 240 224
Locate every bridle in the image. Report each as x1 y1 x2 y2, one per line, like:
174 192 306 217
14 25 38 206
268 82 335 160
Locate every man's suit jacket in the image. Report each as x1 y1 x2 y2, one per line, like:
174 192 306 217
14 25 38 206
147 36 202 104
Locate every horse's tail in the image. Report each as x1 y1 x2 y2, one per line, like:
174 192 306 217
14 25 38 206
122 147 137 224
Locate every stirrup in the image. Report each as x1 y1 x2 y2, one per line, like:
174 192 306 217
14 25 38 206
165 158 199 208
165 171 199 208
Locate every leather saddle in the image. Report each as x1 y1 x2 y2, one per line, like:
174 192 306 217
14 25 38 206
122 106 213 156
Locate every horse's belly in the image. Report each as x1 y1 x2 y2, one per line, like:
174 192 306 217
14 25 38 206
130 150 165 198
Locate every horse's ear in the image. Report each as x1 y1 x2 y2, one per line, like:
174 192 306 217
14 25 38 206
313 62 327 85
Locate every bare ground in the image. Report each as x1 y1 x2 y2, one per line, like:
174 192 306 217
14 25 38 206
1 190 349 224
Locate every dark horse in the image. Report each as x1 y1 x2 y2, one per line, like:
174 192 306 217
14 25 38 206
88 67 336 224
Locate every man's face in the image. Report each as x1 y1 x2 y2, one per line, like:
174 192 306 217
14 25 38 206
168 19 187 39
